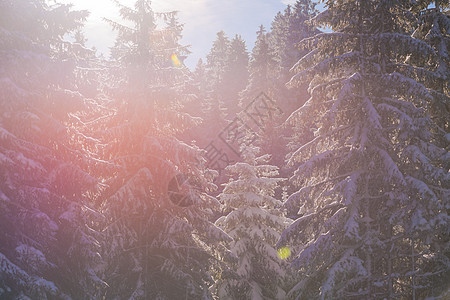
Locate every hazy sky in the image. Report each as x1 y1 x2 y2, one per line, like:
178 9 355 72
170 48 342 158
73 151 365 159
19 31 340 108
60 0 313 68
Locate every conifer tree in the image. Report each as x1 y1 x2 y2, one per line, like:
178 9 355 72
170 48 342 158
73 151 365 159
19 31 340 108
206 30 231 100
281 0 318 73
162 12 191 61
279 0 449 298
411 0 449 131
223 34 250 116
181 58 207 126
182 58 212 146
201 31 230 140
101 1 230 298
240 25 277 105
237 26 287 169
193 58 209 116
215 147 291 300
0 0 105 298
269 0 318 114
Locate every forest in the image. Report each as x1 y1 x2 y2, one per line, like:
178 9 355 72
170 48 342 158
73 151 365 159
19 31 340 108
0 0 449 299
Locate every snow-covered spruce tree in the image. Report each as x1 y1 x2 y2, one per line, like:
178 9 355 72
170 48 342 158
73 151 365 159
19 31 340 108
0 1 105 298
269 0 319 114
206 30 231 103
270 0 318 80
161 13 191 60
181 58 209 139
279 0 449 298
203 30 230 130
223 34 250 116
182 57 218 146
192 58 209 118
407 2 450 297
240 25 277 106
215 147 291 300
265 2 319 173
411 1 449 131
238 25 289 170
101 1 230 299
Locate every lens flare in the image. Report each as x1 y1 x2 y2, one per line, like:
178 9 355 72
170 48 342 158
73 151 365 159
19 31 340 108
171 54 181 68
277 246 291 260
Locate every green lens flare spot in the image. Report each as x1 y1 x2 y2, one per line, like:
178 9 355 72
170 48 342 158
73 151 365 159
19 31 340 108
277 246 291 260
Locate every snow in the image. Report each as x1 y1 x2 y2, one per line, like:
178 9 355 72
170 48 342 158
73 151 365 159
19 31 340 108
0 77 29 98
32 277 58 295
19 111 40 121
288 51 362 87
362 96 382 130
15 244 46 263
14 152 44 172
294 149 344 178
0 252 63 297
0 253 28 286
0 152 13 164
0 126 14 140
320 250 366 300
59 206 76 222
295 231 333 269
382 72 433 103
33 212 59 232
324 207 346 229
377 103 413 129
0 191 10 203
0 0 448 299
344 206 361 241
376 147 406 185
405 176 438 203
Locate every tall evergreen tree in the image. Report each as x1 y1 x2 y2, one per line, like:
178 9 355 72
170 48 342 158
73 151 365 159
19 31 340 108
181 58 207 132
101 1 230 298
201 31 230 140
238 26 287 170
269 1 318 114
215 147 291 300
281 0 318 73
193 58 208 116
206 30 231 100
0 0 105 298
182 58 212 146
162 12 191 61
223 34 249 116
279 0 449 298
240 25 277 105
411 0 449 131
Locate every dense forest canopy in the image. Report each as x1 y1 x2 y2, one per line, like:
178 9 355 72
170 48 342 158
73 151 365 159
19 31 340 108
0 0 448 299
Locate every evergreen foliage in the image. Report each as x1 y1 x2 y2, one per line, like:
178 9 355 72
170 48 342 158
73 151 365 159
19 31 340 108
205 30 231 111
223 35 250 116
215 147 291 300
240 26 277 106
1 0 447 298
280 0 449 298
101 1 230 298
269 0 319 114
0 0 105 298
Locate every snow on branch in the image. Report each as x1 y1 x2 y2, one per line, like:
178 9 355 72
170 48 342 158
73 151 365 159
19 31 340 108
288 51 362 87
375 147 406 185
292 148 346 180
381 72 433 104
